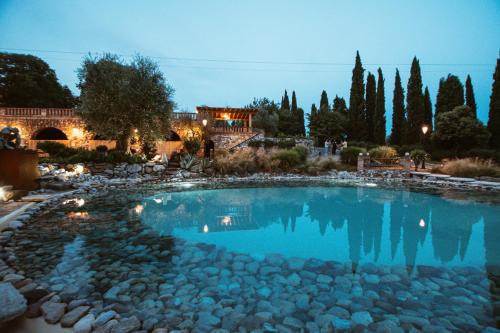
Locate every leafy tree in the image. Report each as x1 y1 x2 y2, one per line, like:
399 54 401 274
406 57 424 144
465 75 477 117
374 68 386 144
390 69 406 145
435 74 464 124
0 52 76 107
488 58 500 148
348 51 366 140
423 86 433 133
432 105 490 153
332 95 348 118
365 72 376 142
246 97 279 136
77 54 174 152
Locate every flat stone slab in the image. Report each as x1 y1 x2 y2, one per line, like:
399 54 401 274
447 177 476 182
428 174 451 178
470 181 500 187
410 171 431 176
20 194 53 202
0 282 28 322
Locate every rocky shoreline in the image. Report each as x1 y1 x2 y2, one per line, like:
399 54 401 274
0 168 499 332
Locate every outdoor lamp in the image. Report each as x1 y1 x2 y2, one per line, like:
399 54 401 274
202 119 208 127
421 125 429 135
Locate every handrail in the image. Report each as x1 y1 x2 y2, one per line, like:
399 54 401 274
0 107 75 117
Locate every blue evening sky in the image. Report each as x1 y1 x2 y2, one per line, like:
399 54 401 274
1 0 499 131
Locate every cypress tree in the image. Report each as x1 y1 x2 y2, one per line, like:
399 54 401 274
390 69 406 145
488 58 500 148
333 95 348 118
406 57 425 144
308 103 319 144
365 73 376 142
291 90 298 134
282 90 290 110
374 68 386 144
298 108 305 136
319 90 329 113
435 74 464 122
465 75 477 117
423 86 433 133
348 51 366 141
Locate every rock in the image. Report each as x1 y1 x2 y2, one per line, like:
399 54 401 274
287 273 301 286
364 274 380 284
351 311 373 327
126 164 142 174
74 313 95 333
257 287 272 298
296 294 310 310
41 301 66 324
317 274 333 284
0 282 27 322
60 305 90 327
332 317 351 330
93 310 117 328
153 164 165 172
287 257 306 270
111 316 141 333
93 319 119 333
196 312 220 326
283 316 304 329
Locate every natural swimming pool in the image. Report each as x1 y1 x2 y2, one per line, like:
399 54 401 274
10 182 500 331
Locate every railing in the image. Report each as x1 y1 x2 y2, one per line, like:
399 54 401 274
171 112 198 120
211 126 252 134
0 107 75 118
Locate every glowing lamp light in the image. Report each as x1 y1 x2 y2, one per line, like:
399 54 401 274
203 224 209 233
221 216 232 226
202 119 208 127
134 204 144 214
75 164 84 174
72 128 83 138
0 188 6 201
421 125 429 135
222 113 230 120
419 219 426 228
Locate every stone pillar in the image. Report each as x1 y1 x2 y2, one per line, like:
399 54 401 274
403 152 411 171
357 153 365 171
248 114 252 129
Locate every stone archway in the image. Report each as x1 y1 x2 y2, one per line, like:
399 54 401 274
32 127 68 140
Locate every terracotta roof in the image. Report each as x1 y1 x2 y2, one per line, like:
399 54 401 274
196 106 259 114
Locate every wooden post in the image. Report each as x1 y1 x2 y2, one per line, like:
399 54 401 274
248 114 252 129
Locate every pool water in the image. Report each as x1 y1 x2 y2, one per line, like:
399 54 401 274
141 186 500 268
10 184 500 331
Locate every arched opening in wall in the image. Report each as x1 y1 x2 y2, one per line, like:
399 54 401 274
165 130 181 141
32 127 68 140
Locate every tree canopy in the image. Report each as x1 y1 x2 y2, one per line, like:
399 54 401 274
365 72 376 142
488 58 500 148
373 68 386 144
348 51 366 141
0 52 76 108
77 54 174 152
406 57 424 144
390 69 406 146
465 75 477 117
246 97 279 136
435 74 464 121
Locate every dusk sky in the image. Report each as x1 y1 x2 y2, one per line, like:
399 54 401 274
1 0 499 131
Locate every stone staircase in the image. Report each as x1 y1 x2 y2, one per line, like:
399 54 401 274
212 130 264 151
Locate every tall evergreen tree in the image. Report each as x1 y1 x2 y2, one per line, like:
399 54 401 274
319 90 329 113
374 68 386 144
423 86 433 133
298 108 305 136
281 90 290 110
488 58 500 148
333 95 348 118
435 74 464 123
348 51 366 141
291 91 297 113
390 69 406 145
406 57 425 144
465 75 477 117
308 104 319 143
365 73 376 142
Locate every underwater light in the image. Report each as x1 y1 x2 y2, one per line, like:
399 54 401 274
153 198 163 204
203 224 209 233
419 219 426 228
63 198 85 207
365 183 377 187
134 204 144 214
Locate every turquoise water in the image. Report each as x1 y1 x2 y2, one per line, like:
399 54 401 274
141 186 500 269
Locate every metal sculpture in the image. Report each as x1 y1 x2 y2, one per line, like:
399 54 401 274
0 127 21 149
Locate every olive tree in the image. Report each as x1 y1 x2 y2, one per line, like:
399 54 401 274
77 54 174 152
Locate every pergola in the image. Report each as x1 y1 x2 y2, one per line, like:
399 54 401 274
196 106 258 130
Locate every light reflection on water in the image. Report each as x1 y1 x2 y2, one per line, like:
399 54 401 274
140 186 500 269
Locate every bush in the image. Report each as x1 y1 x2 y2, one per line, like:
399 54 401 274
272 149 301 171
460 148 500 163
37 141 75 157
368 146 398 159
292 145 308 162
348 141 378 150
95 145 108 153
340 146 366 165
410 149 429 170
107 150 145 164
248 140 262 148
277 139 296 149
396 144 423 156
437 158 500 178
183 137 201 155
180 154 200 171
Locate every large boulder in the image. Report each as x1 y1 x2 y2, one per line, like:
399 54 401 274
0 283 27 322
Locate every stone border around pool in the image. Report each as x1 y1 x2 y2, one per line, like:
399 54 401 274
0 171 499 333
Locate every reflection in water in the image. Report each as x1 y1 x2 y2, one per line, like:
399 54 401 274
141 187 500 269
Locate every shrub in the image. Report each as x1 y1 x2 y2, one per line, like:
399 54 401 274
180 154 200 171
396 144 423 156
369 146 398 159
292 145 309 162
95 145 108 153
37 141 75 157
263 139 275 149
277 139 296 149
348 141 378 150
438 158 500 178
183 137 201 155
410 149 429 170
340 147 366 165
318 158 337 171
248 140 262 148
272 149 301 171
460 148 500 163
107 150 145 164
